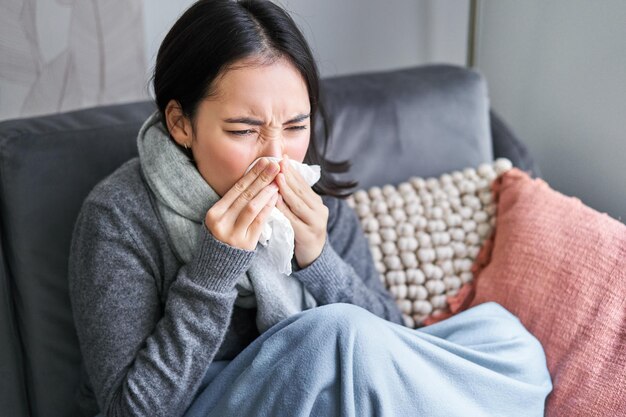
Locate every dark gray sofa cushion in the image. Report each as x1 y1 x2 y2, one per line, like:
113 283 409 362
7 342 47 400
0 101 155 417
0 233 29 417
319 65 493 189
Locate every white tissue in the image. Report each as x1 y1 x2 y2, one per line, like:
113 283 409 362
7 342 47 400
244 156 321 275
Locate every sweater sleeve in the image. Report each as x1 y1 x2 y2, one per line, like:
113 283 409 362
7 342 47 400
291 197 404 325
68 199 256 417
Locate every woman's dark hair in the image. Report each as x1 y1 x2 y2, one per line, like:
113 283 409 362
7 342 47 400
151 0 357 198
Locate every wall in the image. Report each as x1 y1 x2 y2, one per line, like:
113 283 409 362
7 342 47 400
475 0 626 221
0 0 146 120
272 0 469 77
0 0 468 120
146 0 469 82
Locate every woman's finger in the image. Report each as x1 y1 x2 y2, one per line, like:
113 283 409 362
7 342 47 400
233 182 279 233
223 161 279 223
212 158 276 216
276 172 314 223
276 196 300 226
246 192 279 241
280 162 319 210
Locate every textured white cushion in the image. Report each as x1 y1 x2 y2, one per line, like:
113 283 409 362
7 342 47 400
346 158 514 328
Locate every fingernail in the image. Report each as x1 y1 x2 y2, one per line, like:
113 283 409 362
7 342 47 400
257 158 268 169
266 162 278 174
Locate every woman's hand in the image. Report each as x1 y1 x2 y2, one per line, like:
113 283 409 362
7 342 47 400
204 158 280 251
276 155 329 268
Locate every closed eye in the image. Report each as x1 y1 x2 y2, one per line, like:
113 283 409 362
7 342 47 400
227 129 257 136
226 125 307 138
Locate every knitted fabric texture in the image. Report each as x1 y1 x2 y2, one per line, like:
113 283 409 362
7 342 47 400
347 158 513 327
136 111 316 333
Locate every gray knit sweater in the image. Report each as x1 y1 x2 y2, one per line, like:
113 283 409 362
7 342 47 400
68 157 404 417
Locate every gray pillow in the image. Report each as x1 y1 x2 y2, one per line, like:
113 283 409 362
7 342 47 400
318 64 493 189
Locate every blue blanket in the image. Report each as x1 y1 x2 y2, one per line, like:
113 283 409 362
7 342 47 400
183 302 552 416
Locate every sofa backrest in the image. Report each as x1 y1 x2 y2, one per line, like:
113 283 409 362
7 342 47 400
0 64 492 417
317 65 492 189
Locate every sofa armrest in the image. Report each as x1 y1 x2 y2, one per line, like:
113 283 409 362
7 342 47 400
490 109 541 178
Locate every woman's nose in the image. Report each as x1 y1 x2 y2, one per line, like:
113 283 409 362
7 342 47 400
261 132 285 159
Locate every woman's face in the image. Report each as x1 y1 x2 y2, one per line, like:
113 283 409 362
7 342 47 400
168 56 311 197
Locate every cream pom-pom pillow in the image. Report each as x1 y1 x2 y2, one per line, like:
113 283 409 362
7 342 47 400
346 158 514 328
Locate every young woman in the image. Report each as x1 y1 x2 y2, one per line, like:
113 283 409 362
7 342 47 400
68 1 552 416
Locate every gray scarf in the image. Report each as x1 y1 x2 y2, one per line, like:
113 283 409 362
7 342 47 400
137 111 317 333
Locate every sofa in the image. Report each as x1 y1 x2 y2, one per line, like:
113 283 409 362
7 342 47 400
0 64 540 417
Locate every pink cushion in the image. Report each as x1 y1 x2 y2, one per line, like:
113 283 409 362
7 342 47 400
428 168 626 416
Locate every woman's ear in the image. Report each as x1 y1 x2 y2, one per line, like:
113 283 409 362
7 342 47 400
164 99 193 147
